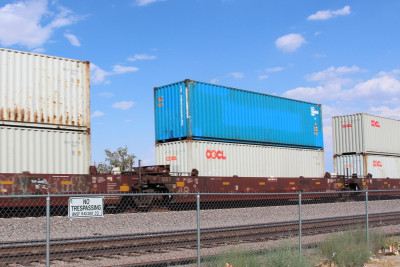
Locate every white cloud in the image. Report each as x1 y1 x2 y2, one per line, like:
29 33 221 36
90 63 111 84
348 75 400 99
31 47 45 53
99 92 114 98
283 66 363 102
332 6 351 16
64 33 80 46
312 53 326 58
125 119 132 123
112 101 135 110
283 67 400 104
127 54 156 61
308 6 351 21
210 79 219 84
230 72 244 79
275 33 306 52
135 0 164 6
112 65 139 74
369 106 400 119
266 67 283 72
91 63 139 84
91 111 104 118
258 74 269 80
306 66 361 82
283 83 342 102
0 0 80 48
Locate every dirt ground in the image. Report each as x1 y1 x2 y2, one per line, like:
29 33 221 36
365 255 400 267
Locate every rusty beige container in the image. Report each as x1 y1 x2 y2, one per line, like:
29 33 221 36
0 48 90 128
334 154 400 178
332 113 400 156
0 123 91 174
156 140 324 177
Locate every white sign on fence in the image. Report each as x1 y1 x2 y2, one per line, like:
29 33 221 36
68 197 104 219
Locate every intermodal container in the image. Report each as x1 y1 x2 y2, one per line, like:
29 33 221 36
156 140 324 177
0 123 91 174
332 113 400 156
334 154 400 178
0 48 90 128
154 80 323 149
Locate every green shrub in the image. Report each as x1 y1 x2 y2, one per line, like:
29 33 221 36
319 228 387 267
261 244 314 267
203 244 314 267
202 249 261 267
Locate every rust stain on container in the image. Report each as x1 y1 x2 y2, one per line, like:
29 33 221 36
14 106 19 121
20 109 25 121
1 49 90 128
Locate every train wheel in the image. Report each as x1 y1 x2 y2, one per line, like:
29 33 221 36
116 196 133 213
133 189 155 212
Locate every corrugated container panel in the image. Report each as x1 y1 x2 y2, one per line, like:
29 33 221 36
332 113 400 155
0 48 90 128
154 80 323 149
0 125 91 174
334 154 400 178
156 140 324 177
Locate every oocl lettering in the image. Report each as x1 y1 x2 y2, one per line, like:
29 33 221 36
373 160 382 167
166 156 177 161
371 120 380 128
342 124 352 128
206 150 226 160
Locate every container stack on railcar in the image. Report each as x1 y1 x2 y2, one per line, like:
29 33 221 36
333 113 400 178
0 48 91 174
154 79 325 177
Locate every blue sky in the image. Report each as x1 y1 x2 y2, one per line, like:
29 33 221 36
1 0 399 173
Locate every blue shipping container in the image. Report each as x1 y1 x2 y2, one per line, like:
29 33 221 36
154 80 323 149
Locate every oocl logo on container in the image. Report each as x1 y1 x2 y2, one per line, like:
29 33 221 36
373 160 382 167
166 156 177 161
371 120 380 128
206 150 226 160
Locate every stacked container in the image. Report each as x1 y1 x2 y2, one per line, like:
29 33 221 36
332 113 400 178
155 79 324 177
0 48 91 174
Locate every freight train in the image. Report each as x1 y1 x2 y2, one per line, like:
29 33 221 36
1 164 400 212
1 49 400 212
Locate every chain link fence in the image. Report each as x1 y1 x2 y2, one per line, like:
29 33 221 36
1 190 400 266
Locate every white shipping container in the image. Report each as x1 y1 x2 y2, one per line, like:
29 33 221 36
0 125 91 174
332 113 400 156
156 140 324 177
0 48 90 128
334 154 400 178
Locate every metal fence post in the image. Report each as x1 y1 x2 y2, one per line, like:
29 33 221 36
46 194 50 267
365 191 369 249
299 192 302 259
196 194 201 267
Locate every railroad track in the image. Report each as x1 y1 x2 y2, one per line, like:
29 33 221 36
1 212 400 266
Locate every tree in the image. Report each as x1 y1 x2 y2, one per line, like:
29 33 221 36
96 146 136 173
